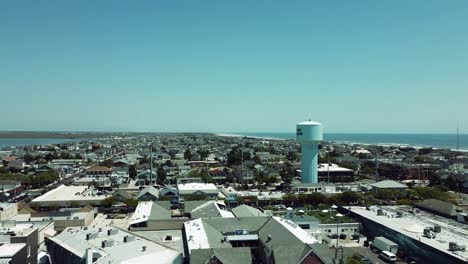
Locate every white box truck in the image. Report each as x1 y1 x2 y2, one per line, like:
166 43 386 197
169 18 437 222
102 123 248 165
372 236 399 254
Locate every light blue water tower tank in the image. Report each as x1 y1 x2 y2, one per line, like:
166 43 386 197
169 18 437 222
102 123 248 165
296 121 323 184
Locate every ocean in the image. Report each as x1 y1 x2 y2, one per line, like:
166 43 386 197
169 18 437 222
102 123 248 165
229 133 468 150
0 138 75 149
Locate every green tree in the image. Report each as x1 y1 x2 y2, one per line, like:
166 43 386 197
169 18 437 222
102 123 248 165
446 175 458 191
23 153 35 164
157 167 167 184
283 193 296 206
124 198 138 210
197 149 210 160
341 191 361 205
69 201 80 208
346 253 365 264
129 165 137 179
102 196 117 207
184 149 191 160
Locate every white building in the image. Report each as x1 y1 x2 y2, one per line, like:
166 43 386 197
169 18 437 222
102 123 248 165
177 183 219 200
31 185 110 207
46 225 182 264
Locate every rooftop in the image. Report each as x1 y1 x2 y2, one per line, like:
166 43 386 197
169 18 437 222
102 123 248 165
0 203 16 211
177 183 218 194
317 163 353 172
231 205 266 218
184 216 318 262
130 201 171 226
347 206 468 262
49 225 181 264
369 180 407 189
0 243 25 258
31 185 109 203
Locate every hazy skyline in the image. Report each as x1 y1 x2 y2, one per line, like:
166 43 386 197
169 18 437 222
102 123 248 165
1 1 467 133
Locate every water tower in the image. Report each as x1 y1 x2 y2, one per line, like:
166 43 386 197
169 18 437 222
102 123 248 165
296 121 323 183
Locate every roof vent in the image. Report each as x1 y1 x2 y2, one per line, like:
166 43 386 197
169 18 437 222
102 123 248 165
101 240 114 248
142 246 147 252
123 235 135 243
107 229 118 236
267 234 272 242
86 233 98 240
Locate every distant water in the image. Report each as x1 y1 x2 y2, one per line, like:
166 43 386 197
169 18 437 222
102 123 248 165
0 138 74 149
229 133 468 150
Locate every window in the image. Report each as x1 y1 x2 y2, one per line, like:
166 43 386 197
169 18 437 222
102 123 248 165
27 245 31 257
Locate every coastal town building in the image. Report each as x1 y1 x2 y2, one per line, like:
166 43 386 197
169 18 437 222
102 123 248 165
46 225 182 264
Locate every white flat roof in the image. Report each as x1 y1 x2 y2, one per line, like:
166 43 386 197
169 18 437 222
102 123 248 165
318 163 353 172
184 218 210 253
178 183 218 193
348 206 468 262
274 217 318 244
130 202 153 225
0 243 25 257
49 225 181 263
32 185 109 203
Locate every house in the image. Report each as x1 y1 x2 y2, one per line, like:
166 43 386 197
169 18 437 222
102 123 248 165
291 183 336 194
317 163 354 182
113 189 137 202
178 183 219 200
369 180 407 196
136 169 158 185
128 201 183 231
7 159 25 171
85 165 112 177
184 200 234 219
159 186 179 202
136 186 160 201
209 169 227 184
2 155 17 166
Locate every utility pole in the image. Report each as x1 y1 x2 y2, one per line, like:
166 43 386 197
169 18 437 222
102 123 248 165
241 148 244 185
327 151 330 183
457 123 460 151
149 145 153 186
375 149 379 182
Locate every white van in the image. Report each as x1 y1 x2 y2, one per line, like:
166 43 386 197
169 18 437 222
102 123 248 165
379 250 397 263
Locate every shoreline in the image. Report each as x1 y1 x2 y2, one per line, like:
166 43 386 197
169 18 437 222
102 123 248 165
215 133 468 152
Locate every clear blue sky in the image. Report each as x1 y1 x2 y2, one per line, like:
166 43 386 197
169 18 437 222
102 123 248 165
1 1 467 133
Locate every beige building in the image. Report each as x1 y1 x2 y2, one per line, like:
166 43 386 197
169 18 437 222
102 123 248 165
0 203 18 220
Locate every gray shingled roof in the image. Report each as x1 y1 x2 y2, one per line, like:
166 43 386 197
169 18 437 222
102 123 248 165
370 180 407 189
184 200 210 213
190 248 252 264
231 205 266 217
415 199 462 217
196 216 315 264
136 186 160 200
191 201 223 219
